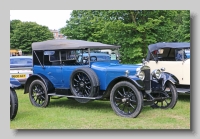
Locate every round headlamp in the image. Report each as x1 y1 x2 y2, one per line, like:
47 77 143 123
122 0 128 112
137 70 145 81
152 69 161 79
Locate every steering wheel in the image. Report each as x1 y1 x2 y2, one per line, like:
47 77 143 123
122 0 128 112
90 56 97 62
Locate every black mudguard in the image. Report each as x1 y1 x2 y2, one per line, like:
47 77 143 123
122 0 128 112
24 73 54 94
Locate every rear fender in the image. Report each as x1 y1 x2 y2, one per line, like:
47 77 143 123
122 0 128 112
24 73 54 94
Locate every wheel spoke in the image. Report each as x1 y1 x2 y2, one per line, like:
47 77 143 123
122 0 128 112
117 90 123 97
74 79 79 83
85 86 90 90
77 74 81 81
129 103 135 109
122 104 126 111
116 102 123 107
122 87 126 95
115 97 121 100
130 99 137 104
161 101 163 107
84 89 89 96
164 99 170 105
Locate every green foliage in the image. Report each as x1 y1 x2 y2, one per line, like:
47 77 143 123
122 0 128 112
10 21 54 53
61 10 190 64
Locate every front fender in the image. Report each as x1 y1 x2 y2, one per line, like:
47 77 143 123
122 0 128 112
107 75 144 90
24 73 54 94
10 78 21 88
128 75 145 90
161 72 179 86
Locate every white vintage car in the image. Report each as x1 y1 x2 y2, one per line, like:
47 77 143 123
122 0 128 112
145 42 190 94
10 56 33 85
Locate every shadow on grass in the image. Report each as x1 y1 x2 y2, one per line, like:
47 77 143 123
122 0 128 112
178 94 190 101
48 97 156 114
48 97 112 111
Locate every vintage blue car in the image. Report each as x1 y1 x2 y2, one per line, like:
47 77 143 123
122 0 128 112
24 40 178 118
10 78 21 120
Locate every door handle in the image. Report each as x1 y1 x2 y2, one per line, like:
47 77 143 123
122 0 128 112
48 72 51 75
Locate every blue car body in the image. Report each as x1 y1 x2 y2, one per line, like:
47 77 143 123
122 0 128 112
10 78 21 88
24 40 179 118
32 61 141 90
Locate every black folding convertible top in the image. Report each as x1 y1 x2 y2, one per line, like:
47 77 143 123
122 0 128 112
148 42 190 53
146 42 190 61
32 39 121 50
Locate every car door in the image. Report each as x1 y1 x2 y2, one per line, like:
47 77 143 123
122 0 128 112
44 65 63 88
43 50 64 88
182 59 190 85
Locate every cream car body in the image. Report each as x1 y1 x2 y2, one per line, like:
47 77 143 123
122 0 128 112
145 42 190 94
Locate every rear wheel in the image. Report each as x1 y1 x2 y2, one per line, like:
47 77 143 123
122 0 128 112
151 81 178 109
29 80 50 107
110 81 143 118
10 88 18 120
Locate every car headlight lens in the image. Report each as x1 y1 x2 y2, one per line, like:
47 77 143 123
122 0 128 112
152 69 161 79
137 71 145 81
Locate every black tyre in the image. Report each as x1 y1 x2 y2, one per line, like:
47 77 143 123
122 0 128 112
10 88 18 120
29 80 50 107
70 68 99 103
110 81 143 118
151 81 178 109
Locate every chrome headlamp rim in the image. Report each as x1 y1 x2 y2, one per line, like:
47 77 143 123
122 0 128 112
152 69 161 79
136 69 145 81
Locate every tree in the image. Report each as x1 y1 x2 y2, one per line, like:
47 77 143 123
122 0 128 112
176 10 190 42
61 10 190 64
10 20 22 38
10 21 54 53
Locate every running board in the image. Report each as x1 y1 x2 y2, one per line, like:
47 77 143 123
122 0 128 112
48 93 104 100
177 88 190 94
165 88 190 94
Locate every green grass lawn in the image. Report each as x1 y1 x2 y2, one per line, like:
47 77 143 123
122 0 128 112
10 89 190 129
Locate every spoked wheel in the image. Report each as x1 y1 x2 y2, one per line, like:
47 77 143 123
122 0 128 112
10 88 18 120
70 68 99 103
151 81 178 109
110 81 143 118
29 80 50 107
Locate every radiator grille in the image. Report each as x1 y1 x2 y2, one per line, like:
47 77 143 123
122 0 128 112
143 69 151 90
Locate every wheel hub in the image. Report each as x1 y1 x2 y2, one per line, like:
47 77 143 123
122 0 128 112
79 82 85 88
122 94 130 104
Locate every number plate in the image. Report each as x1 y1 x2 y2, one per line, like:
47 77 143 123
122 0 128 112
12 74 26 78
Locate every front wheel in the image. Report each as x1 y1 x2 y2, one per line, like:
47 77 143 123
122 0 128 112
10 88 18 120
29 80 50 107
110 81 143 118
151 81 178 109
